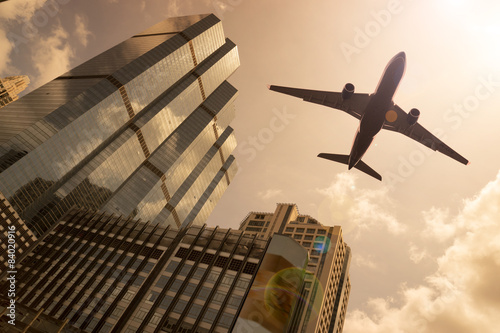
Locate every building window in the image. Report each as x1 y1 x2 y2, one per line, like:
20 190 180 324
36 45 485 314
304 235 314 240
193 267 205 279
146 292 159 304
306 229 315 234
202 308 218 324
235 278 250 290
302 242 311 247
165 260 179 273
169 279 183 292
184 283 197 296
227 294 242 309
293 234 302 240
173 300 187 314
143 262 155 273
179 264 193 276
198 286 211 300
296 228 304 233
285 227 294 232
246 227 262 232
134 308 148 321
317 229 326 235
187 304 203 318
248 220 265 226
213 292 225 304
219 313 235 328
150 312 162 325
159 296 173 310
156 276 169 289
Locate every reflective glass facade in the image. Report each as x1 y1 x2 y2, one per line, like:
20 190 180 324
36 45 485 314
0 14 239 236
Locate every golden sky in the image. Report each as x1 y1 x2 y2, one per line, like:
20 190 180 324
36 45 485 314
1 0 500 332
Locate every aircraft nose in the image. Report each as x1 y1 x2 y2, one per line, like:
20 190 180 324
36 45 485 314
398 51 406 60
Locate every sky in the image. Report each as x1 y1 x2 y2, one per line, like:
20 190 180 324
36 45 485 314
1 0 500 332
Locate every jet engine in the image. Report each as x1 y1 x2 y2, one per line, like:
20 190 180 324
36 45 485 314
407 108 420 126
341 83 355 100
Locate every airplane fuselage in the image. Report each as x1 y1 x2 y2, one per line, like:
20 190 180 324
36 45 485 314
348 52 406 169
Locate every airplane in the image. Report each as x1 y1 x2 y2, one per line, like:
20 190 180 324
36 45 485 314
268 51 468 181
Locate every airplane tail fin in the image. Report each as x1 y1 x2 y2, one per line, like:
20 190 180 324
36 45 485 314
318 153 382 181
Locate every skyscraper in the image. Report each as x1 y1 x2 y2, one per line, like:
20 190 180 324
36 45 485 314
0 14 239 237
239 203 352 333
0 192 37 274
0 207 308 332
0 75 30 108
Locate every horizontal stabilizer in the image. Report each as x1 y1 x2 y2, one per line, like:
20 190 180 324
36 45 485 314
318 153 349 165
318 153 382 181
354 160 382 181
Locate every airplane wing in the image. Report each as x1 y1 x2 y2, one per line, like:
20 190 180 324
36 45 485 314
268 85 371 120
383 104 469 165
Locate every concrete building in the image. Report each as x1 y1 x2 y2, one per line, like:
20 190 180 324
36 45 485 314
0 192 36 275
0 75 30 108
0 14 239 237
239 203 352 333
0 207 308 332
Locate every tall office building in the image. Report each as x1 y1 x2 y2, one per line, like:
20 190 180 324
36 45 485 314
0 14 239 237
0 207 308 332
239 203 352 333
0 75 30 108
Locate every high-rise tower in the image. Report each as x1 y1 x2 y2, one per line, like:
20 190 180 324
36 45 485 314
0 207 308 332
0 75 30 108
0 14 239 237
239 203 352 333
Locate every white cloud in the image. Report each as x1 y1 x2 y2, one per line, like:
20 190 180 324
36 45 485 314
257 188 283 200
316 172 406 237
74 14 92 47
421 207 459 242
409 242 427 264
0 0 47 21
31 24 74 87
344 170 500 333
354 254 379 270
0 0 48 75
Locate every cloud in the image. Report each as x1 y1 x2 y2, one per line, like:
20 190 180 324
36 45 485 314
344 171 500 333
354 254 379 270
0 0 47 21
421 207 459 242
74 14 92 47
316 173 406 236
257 189 283 200
408 242 427 264
0 0 48 75
31 24 74 87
